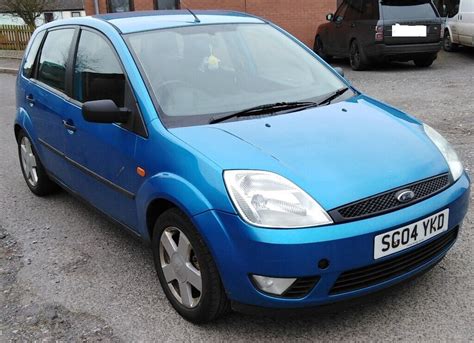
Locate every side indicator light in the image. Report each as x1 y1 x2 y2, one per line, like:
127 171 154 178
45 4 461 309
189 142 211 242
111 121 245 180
136 167 146 177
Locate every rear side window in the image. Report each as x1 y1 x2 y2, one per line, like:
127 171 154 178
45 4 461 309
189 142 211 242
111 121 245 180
335 1 349 21
37 29 75 92
381 1 438 19
73 30 126 107
360 0 380 20
23 30 45 78
345 3 361 20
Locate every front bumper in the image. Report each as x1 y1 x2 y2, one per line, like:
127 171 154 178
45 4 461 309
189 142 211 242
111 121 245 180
366 42 441 59
193 172 470 309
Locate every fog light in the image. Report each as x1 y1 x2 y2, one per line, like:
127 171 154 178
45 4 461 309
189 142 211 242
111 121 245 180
251 275 296 295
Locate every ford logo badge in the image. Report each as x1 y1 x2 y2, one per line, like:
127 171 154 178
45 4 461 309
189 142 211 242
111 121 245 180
396 189 415 203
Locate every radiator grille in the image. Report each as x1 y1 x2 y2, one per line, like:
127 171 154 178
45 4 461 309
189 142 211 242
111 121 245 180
330 174 450 222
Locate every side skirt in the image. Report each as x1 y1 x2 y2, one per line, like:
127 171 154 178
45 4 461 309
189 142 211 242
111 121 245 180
46 170 147 244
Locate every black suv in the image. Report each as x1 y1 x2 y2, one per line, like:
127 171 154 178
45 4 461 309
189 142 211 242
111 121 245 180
315 0 442 70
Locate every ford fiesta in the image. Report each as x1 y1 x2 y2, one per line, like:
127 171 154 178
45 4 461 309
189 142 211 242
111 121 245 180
15 11 470 323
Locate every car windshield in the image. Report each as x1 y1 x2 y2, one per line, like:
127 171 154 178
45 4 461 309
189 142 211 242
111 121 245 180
381 0 438 20
126 23 350 127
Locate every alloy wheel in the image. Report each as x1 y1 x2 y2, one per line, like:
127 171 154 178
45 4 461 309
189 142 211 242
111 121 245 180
20 136 38 187
159 227 202 308
315 37 323 55
350 42 360 68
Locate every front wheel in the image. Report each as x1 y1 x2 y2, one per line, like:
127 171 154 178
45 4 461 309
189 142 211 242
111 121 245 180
314 35 332 62
152 208 230 323
443 30 458 52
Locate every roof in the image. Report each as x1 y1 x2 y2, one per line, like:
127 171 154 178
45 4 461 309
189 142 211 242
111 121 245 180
94 10 265 34
0 0 84 12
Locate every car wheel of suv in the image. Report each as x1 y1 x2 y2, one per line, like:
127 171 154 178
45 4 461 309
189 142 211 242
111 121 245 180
314 35 332 61
414 54 436 68
152 208 230 323
349 40 369 71
443 30 458 52
17 130 59 196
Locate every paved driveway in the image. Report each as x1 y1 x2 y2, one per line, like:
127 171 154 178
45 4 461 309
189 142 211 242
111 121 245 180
0 50 473 342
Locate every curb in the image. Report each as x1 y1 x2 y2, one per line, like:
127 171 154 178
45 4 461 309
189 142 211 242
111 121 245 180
0 67 18 75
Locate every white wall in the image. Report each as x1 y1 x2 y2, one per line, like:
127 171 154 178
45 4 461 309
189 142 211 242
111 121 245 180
0 10 86 26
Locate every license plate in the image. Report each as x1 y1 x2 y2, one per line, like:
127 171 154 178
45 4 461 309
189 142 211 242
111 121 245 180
374 209 449 259
392 24 427 37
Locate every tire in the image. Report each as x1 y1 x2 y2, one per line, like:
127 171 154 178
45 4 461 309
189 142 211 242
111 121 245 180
443 30 458 52
314 35 332 62
17 130 59 196
152 208 230 323
349 39 369 71
414 54 436 68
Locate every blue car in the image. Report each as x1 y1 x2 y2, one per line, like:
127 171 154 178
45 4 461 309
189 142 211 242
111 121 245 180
15 10 470 323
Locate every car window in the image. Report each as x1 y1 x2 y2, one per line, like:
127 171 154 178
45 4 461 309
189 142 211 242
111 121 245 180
23 30 45 78
37 29 75 92
127 23 350 128
345 1 362 20
381 0 438 19
360 0 380 20
335 1 349 21
73 30 125 107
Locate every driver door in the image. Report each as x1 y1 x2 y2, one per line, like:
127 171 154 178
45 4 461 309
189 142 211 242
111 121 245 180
64 27 147 230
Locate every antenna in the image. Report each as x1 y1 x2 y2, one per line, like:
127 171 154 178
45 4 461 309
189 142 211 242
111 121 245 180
186 8 200 23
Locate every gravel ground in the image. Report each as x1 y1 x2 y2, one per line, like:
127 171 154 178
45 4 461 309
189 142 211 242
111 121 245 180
0 50 473 342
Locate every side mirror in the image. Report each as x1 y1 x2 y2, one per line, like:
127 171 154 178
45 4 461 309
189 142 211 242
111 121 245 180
326 13 334 21
82 100 130 124
334 67 344 78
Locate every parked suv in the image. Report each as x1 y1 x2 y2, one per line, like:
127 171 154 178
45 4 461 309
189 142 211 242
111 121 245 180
315 0 442 70
443 0 474 51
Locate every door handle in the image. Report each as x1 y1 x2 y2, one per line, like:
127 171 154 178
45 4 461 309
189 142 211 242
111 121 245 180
62 120 77 132
26 94 35 106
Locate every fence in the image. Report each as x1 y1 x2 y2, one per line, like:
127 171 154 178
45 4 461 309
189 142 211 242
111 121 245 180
0 25 34 50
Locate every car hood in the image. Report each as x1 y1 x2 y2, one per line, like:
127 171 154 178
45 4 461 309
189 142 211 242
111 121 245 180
170 95 449 210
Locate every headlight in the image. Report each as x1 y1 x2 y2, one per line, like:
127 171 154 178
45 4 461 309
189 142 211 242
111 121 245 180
423 124 463 181
223 170 333 228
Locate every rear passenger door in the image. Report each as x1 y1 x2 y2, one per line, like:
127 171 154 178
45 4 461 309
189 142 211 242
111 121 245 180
26 27 77 184
340 0 362 53
64 28 147 230
357 0 380 50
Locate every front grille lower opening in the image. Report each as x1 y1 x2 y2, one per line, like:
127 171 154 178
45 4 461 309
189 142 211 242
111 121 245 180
330 227 458 295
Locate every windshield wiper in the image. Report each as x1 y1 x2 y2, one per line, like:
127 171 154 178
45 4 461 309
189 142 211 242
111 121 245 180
209 101 319 124
317 87 350 106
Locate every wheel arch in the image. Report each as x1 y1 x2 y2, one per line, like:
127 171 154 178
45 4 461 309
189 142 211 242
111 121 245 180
14 123 22 142
137 172 215 241
145 197 179 241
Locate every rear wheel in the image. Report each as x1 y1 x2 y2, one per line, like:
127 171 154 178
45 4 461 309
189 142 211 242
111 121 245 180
349 40 369 71
413 54 436 68
314 35 332 62
443 30 458 52
152 208 230 323
17 130 58 196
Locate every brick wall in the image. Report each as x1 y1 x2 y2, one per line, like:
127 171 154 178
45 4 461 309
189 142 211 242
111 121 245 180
84 0 337 47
